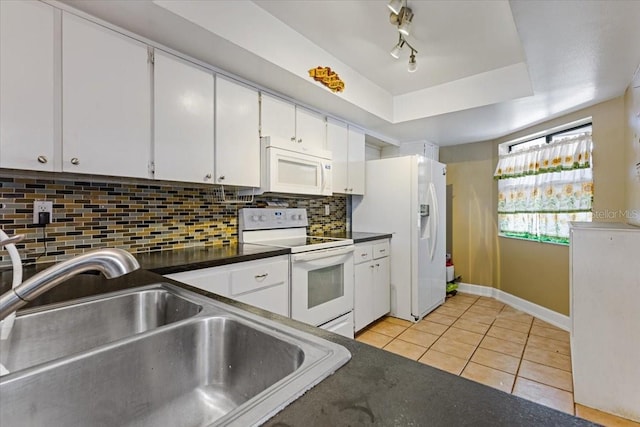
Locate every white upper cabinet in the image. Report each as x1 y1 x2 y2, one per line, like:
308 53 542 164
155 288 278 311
62 12 151 178
328 119 365 195
295 106 327 155
327 119 349 193
260 93 295 147
215 77 260 187
0 0 55 171
154 51 214 184
347 126 365 194
260 93 327 156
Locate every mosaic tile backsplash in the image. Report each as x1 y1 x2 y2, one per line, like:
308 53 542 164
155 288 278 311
0 174 347 268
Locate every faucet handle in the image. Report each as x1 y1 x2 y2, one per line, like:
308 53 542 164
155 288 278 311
0 234 24 247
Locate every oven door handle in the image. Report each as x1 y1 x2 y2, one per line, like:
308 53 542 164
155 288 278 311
291 245 354 262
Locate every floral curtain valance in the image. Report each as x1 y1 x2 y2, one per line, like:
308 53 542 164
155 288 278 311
495 132 593 245
494 133 592 179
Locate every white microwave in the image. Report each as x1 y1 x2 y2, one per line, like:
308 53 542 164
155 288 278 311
261 138 332 196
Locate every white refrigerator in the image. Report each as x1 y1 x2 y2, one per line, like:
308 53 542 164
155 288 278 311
353 155 446 321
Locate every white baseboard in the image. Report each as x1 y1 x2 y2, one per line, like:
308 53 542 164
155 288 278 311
456 283 570 331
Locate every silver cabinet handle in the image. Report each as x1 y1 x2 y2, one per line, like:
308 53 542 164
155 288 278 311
375 263 380 267
370 265 375 269
254 273 268 280
379 249 386 253
218 175 225 181
290 136 296 142
37 155 48 164
348 188 353 192
297 138 302 143
70 158 80 165
361 253 367 257
205 174 212 179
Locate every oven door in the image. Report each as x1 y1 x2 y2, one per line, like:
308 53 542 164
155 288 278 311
290 245 354 327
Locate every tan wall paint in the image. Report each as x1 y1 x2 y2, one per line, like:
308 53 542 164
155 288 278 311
441 96 628 315
625 72 640 226
440 142 497 287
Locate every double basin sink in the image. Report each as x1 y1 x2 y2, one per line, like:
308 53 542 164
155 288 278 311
0 284 350 426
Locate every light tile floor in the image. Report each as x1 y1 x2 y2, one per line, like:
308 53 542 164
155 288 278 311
356 292 640 426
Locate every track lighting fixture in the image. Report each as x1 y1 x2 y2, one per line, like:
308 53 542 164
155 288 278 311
388 1 418 72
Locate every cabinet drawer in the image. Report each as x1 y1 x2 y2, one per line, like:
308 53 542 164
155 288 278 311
230 259 288 296
165 268 230 296
354 245 372 264
373 241 390 259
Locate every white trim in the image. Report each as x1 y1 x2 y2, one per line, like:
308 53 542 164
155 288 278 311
456 283 570 331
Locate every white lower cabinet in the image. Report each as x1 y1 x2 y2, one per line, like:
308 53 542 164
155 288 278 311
354 239 390 332
165 255 289 317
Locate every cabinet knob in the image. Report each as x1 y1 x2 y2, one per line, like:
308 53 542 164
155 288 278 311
290 137 296 142
70 157 80 165
218 175 225 181
370 265 375 269
205 173 212 179
254 273 269 280
297 138 302 143
348 188 353 192
344 188 348 192
37 155 48 164
375 263 380 267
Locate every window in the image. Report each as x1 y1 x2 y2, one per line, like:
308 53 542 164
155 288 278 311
494 123 593 245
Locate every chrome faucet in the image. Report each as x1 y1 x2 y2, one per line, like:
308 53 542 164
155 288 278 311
0 248 140 320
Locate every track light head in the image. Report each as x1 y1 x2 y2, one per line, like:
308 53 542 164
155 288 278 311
397 7 413 36
390 36 405 59
408 51 417 72
387 0 403 15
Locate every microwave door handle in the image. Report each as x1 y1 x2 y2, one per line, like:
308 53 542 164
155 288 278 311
291 246 354 262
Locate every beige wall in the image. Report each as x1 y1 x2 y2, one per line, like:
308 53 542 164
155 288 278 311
439 141 497 287
441 96 628 316
625 72 640 226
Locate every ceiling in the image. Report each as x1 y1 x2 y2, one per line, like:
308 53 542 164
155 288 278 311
58 0 640 147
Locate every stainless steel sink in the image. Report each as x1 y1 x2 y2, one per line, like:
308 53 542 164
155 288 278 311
0 288 202 372
0 284 350 426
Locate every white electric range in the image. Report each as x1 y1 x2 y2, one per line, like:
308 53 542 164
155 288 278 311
239 208 355 338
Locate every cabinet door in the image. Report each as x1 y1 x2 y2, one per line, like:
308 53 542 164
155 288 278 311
347 126 366 195
354 261 374 332
373 256 391 320
0 0 55 171
295 106 326 154
62 12 150 178
260 93 295 147
327 119 349 194
154 51 214 183
215 77 260 187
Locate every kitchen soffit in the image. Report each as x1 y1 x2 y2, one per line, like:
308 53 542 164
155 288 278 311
56 0 640 146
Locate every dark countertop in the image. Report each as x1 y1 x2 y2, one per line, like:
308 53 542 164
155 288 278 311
326 231 393 243
134 244 290 275
0 267 593 426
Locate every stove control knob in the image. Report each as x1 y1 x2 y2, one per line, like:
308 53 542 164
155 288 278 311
259 215 267 221
251 215 259 222
297 214 304 220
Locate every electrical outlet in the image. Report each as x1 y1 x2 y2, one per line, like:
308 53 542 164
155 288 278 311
33 201 53 225
324 204 330 215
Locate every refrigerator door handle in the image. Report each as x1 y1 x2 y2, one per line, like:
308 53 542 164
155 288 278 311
429 182 439 261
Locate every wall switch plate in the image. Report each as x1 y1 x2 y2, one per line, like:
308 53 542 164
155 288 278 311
324 205 330 215
33 201 53 224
